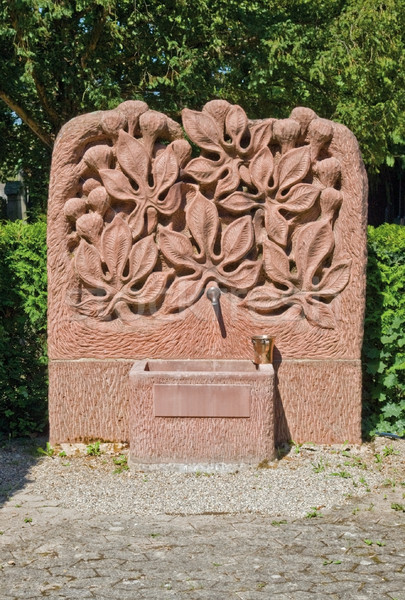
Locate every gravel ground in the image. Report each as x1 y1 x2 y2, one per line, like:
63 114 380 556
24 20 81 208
1 437 404 519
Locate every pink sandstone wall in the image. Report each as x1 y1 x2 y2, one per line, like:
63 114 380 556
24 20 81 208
48 100 367 446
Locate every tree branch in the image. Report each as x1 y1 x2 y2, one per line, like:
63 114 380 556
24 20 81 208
0 89 54 148
31 63 61 131
81 6 108 70
8 6 60 135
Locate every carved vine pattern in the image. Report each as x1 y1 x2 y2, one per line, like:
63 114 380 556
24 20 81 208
65 100 351 328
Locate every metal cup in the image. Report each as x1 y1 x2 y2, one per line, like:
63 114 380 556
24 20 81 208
251 335 274 364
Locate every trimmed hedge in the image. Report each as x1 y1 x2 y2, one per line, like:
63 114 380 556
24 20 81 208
0 219 47 438
362 224 405 436
0 220 404 438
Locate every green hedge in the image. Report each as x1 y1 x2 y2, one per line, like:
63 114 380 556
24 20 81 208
362 224 405 437
0 219 47 438
0 219 404 438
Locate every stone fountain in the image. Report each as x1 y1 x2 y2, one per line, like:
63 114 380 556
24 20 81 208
47 100 367 462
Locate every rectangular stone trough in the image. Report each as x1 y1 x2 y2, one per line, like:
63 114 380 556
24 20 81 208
129 359 275 465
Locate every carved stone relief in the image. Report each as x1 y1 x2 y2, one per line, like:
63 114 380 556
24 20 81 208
48 99 367 444
64 100 351 329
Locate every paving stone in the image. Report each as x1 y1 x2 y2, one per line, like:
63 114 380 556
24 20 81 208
53 591 95 599
1 484 405 599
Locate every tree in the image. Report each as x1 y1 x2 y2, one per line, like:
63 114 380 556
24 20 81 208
0 0 404 215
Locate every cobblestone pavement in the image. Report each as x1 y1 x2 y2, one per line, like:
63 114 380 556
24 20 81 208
1 438 404 600
1 492 404 599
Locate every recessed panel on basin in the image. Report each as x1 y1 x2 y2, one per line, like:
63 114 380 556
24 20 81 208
153 384 251 417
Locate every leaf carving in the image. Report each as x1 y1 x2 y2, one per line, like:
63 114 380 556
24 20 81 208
277 146 311 195
241 285 293 312
220 260 261 291
127 204 147 240
303 298 336 329
70 102 347 328
294 220 334 288
153 145 179 196
214 162 241 199
265 205 289 247
73 296 110 318
99 169 137 202
221 216 254 266
249 120 273 154
225 105 248 144
249 146 274 192
74 240 108 291
185 157 225 184
126 271 170 305
182 108 222 152
203 99 231 128
116 130 149 191
164 276 205 312
186 193 219 258
278 183 320 212
101 216 132 281
159 227 199 271
316 260 351 297
262 239 292 287
127 235 158 283
153 181 183 215
218 192 261 214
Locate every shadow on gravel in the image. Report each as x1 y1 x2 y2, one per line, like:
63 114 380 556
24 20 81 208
0 436 48 509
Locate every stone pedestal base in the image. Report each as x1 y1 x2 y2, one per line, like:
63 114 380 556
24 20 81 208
275 359 363 444
129 360 275 464
49 360 133 444
49 358 362 447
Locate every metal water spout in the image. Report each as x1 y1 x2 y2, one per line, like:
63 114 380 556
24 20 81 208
206 286 221 306
206 285 226 338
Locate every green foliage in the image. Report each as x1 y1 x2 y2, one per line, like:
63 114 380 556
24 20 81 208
0 0 404 215
0 219 47 438
310 0 405 169
86 441 102 455
112 454 129 473
363 224 405 437
311 458 326 473
305 506 323 518
37 441 55 457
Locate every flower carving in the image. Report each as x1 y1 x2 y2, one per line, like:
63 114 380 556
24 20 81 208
159 191 261 312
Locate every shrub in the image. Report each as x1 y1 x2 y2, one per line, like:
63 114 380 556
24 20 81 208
0 219 48 438
362 224 405 437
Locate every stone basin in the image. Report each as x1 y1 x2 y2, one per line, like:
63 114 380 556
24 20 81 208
144 359 259 372
129 359 275 464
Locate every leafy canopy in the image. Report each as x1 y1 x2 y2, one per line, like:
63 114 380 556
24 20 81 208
0 0 404 212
